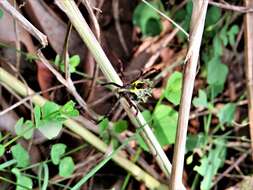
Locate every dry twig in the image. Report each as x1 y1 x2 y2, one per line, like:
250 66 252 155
170 1 209 190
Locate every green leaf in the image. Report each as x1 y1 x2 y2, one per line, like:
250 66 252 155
213 35 223 56
34 105 41 127
207 57 228 86
217 103 236 125
12 168 33 190
41 101 60 119
98 118 109 134
153 104 178 146
15 119 34 140
193 89 208 108
227 25 239 46
133 1 163 36
205 7 221 28
207 84 224 99
11 144 30 168
51 143 67 165
136 133 149 152
220 26 228 46
60 100 79 117
114 120 128 133
38 120 63 140
194 139 226 190
186 133 207 153
164 71 182 105
59 156 75 177
54 54 61 67
0 144 5 156
69 55 80 68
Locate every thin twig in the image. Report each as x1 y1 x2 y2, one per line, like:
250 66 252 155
0 0 47 47
37 51 98 121
170 1 209 190
142 0 189 38
244 0 253 159
81 0 101 102
209 0 253 13
112 0 129 56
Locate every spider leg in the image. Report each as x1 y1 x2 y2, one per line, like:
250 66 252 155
96 99 120 124
124 94 139 116
101 82 123 88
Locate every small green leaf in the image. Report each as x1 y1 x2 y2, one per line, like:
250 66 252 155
54 54 61 66
114 120 128 133
38 121 63 140
12 168 33 190
193 90 208 108
51 143 67 165
207 84 225 100
227 25 239 46
186 133 207 153
23 120 34 139
11 144 30 168
69 55 80 68
213 35 222 56
153 104 178 146
217 103 236 125
194 139 226 190
59 156 75 177
34 105 41 127
220 26 228 46
60 100 79 117
207 57 228 86
15 118 34 139
136 133 149 152
42 101 60 117
98 118 109 134
0 144 5 156
205 7 221 28
164 71 182 105
133 1 163 36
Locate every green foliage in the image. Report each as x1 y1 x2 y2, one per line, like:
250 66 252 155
15 118 34 140
12 168 33 190
217 103 236 125
51 143 67 165
59 156 75 177
194 139 226 190
174 1 192 41
36 100 79 139
153 104 178 146
114 120 128 133
54 54 80 73
14 100 79 140
227 25 239 46
205 7 221 29
193 89 208 108
133 1 163 37
186 133 207 153
11 144 30 168
207 57 228 86
164 71 182 106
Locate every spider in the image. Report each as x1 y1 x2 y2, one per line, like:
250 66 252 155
98 68 157 123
